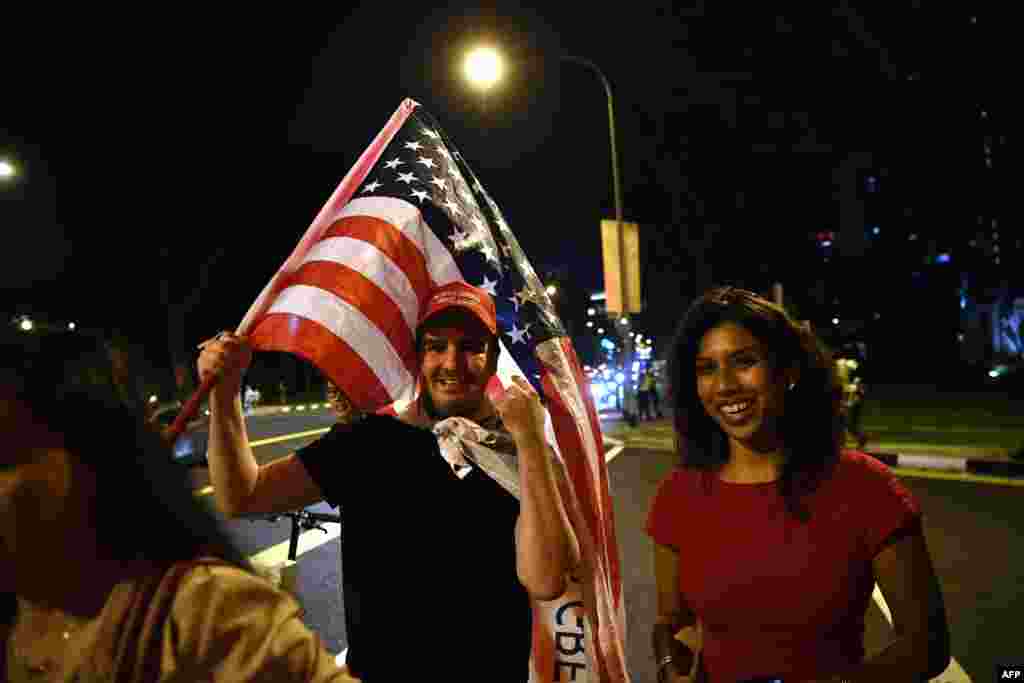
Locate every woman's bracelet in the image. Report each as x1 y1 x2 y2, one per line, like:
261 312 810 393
656 654 676 681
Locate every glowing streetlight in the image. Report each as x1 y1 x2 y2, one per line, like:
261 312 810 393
19 317 33 331
68 322 76 330
460 45 637 421
0 159 16 180
464 46 503 90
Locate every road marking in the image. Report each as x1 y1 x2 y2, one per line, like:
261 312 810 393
248 523 341 568
897 454 968 472
872 585 971 682
193 428 333 497
604 436 624 463
893 467 1024 487
249 428 331 448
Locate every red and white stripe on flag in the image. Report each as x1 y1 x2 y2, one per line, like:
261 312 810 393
248 195 466 409
235 98 628 682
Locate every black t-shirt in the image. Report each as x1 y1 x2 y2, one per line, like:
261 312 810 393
296 413 532 682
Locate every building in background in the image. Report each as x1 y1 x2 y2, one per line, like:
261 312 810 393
787 7 1018 380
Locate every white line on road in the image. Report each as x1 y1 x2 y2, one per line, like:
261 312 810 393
249 428 331 448
897 454 968 472
194 428 332 498
249 523 341 568
604 436 625 463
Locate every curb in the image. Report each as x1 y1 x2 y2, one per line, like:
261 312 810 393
868 451 1024 478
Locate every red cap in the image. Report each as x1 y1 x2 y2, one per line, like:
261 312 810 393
418 281 498 335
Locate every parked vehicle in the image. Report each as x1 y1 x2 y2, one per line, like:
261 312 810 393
149 401 210 466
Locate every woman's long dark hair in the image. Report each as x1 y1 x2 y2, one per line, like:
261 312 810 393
0 325 252 578
668 287 843 521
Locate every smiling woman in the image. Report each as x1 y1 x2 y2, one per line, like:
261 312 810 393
645 286 950 683
673 287 841 513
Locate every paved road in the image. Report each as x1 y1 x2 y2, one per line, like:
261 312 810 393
191 411 1021 680
190 409 348 652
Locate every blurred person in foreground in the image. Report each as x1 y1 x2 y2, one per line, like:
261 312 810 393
647 287 949 683
0 326 359 682
197 281 580 682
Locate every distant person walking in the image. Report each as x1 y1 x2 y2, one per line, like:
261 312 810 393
638 373 653 421
639 369 662 420
836 356 867 449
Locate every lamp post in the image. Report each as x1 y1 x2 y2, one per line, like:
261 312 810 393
463 47 637 423
559 54 636 425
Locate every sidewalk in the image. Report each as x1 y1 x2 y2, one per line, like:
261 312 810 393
598 410 1024 478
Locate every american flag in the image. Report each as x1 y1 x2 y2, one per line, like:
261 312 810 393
238 99 628 683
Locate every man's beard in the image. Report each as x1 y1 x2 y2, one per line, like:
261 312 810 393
422 384 479 420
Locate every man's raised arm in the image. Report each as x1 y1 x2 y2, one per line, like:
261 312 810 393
198 332 324 518
498 376 581 601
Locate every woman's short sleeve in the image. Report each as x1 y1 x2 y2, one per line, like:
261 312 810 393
164 564 357 682
645 468 687 549
850 452 924 557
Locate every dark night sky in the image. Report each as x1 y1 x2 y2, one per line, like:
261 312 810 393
2 2 997 369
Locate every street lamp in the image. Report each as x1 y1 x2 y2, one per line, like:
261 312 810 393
461 45 636 421
464 46 503 90
0 159 16 180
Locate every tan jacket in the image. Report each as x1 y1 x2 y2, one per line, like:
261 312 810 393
4 558 358 683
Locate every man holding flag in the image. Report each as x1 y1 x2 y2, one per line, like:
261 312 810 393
189 99 628 682
200 281 579 681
